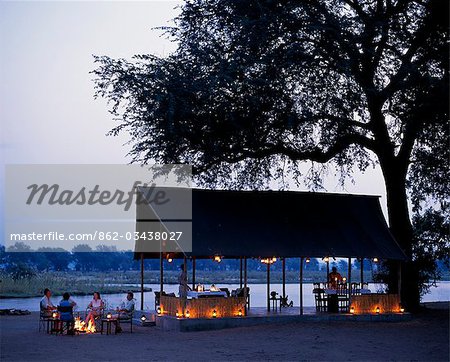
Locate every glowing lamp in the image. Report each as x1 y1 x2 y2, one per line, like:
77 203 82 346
212 309 217 318
238 309 242 317
175 311 180 318
373 257 379 263
343 277 347 283
376 306 380 314
323 256 329 263
52 312 58 319
168 258 173 263
272 257 277 262
399 305 405 313
185 310 190 318
140 315 147 322
350 306 355 314
305 258 310 263
156 306 162 315
106 313 112 319
214 255 222 263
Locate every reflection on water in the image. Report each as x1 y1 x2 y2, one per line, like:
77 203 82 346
1 282 449 312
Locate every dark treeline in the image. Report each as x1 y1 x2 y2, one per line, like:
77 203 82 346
2 242 448 281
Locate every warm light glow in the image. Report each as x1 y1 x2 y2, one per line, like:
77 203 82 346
373 257 379 263
350 306 355 314
176 311 180 317
323 256 329 263
166 254 173 263
376 306 380 314
106 313 112 319
212 309 217 318
399 305 405 313
343 277 347 283
185 310 190 318
214 255 222 263
141 315 147 322
305 257 311 263
156 307 162 315
52 312 58 319
238 309 242 317
261 257 277 264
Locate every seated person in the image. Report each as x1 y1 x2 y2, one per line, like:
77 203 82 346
328 267 343 289
113 292 135 333
40 288 56 317
84 291 104 325
58 292 76 333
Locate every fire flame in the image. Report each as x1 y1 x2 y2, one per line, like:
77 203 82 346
74 316 96 333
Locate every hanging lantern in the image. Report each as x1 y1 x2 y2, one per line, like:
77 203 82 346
373 257 379 263
185 310 190 318
214 255 222 263
305 257 311 263
166 254 173 263
272 257 277 262
323 256 330 263
212 309 217 318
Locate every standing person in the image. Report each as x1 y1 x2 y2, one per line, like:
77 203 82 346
178 263 190 298
84 292 104 325
40 288 56 316
178 263 191 315
328 267 343 289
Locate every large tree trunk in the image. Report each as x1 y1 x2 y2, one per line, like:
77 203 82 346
381 160 421 311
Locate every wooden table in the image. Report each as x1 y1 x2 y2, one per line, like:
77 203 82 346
101 319 118 335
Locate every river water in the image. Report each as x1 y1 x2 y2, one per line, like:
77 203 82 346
1 282 449 312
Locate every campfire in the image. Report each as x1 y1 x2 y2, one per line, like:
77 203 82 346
74 316 96 333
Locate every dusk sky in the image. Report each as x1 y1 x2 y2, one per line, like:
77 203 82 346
1 0 389 241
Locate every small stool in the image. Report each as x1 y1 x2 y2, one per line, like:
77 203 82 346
101 319 118 335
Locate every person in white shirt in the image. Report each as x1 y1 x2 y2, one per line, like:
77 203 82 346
84 291 104 325
40 288 56 316
113 292 135 333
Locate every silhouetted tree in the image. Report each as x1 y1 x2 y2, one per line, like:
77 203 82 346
93 0 448 309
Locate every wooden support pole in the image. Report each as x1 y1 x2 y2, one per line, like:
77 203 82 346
192 257 196 289
360 258 364 286
267 262 271 312
140 253 144 310
159 252 164 293
239 257 243 289
244 257 248 315
300 257 304 315
282 257 286 300
348 257 352 302
326 260 330 284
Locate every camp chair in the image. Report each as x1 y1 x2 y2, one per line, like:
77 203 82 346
314 289 327 312
85 306 104 331
117 310 133 333
38 309 52 333
55 305 76 336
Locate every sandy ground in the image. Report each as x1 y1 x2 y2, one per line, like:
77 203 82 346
0 309 448 362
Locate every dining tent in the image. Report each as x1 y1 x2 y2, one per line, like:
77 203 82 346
134 188 406 312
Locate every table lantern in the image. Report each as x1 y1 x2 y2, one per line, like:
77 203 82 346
212 309 217 318
106 313 112 319
238 309 242 317
350 306 355 314
52 312 58 319
376 306 380 314
185 310 190 318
